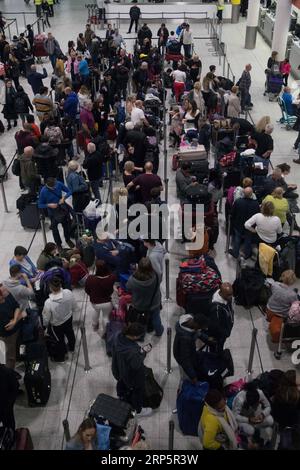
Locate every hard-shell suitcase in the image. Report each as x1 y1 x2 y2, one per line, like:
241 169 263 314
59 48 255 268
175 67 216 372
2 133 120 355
15 428 34 450
89 394 134 433
19 203 41 230
178 144 207 162
23 342 51 407
176 380 209 436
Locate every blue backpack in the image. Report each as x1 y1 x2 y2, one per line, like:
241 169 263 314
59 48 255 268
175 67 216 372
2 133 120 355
176 381 209 436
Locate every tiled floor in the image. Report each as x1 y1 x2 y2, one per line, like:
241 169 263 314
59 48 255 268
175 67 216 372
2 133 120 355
0 0 300 450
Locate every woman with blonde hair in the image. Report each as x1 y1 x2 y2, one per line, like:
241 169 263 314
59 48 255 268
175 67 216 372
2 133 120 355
227 85 241 118
77 84 91 109
244 201 282 244
255 116 270 133
263 187 289 225
188 81 206 117
266 270 298 342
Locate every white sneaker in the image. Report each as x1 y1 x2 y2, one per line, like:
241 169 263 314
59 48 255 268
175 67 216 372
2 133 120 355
137 407 153 417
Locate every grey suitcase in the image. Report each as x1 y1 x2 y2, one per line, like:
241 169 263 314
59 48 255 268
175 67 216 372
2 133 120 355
20 202 41 230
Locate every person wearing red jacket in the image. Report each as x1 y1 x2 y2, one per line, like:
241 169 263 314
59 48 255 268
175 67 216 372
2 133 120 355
280 58 292 87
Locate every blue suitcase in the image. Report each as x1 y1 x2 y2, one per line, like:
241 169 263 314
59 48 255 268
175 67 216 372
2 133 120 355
176 380 209 436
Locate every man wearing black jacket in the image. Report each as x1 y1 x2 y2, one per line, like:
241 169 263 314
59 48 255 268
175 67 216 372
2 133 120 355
123 122 147 168
157 23 169 53
128 2 141 34
83 142 103 202
229 187 260 259
208 283 234 353
173 314 213 383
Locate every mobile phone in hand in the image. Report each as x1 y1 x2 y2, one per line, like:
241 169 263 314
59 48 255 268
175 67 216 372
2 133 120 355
142 343 152 354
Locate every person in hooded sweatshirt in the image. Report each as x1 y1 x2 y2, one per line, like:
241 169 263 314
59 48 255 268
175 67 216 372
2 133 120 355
112 322 153 417
208 283 234 353
143 239 166 283
126 257 164 337
42 277 78 361
173 313 214 383
3 264 35 312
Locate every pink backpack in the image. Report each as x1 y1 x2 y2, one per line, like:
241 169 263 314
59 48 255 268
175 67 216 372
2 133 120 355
288 301 300 324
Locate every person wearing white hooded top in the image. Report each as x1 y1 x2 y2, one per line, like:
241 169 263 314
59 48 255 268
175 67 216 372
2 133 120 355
42 277 78 358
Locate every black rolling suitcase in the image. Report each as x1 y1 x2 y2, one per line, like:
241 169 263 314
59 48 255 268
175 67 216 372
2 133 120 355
23 342 51 407
19 202 41 230
89 394 134 431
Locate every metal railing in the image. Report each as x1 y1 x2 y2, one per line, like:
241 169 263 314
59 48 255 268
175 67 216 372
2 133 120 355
0 151 18 213
1 11 39 31
3 19 19 41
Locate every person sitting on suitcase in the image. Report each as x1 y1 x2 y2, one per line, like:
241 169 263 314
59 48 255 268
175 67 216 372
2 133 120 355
65 418 98 450
173 313 216 384
208 283 234 353
111 322 153 417
175 161 197 204
199 389 238 450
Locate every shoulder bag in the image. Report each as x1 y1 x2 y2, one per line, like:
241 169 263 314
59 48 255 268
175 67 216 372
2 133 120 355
126 273 159 326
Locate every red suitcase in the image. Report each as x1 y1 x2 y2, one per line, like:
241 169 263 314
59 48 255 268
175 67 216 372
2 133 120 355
15 428 34 450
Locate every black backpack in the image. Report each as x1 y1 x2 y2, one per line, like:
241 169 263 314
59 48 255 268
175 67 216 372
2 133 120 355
233 267 266 308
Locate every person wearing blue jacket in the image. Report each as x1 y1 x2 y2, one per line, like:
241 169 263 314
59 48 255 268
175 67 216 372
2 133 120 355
78 55 90 87
282 86 295 116
9 246 38 281
63 87 79 121
38 177 74 250
66 160 90 213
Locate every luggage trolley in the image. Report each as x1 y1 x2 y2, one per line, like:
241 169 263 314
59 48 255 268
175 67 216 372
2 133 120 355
274 318 300 360
278 97 298 131
264 72 284 102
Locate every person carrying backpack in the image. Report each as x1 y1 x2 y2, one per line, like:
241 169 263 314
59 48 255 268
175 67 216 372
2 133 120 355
112 322 153 417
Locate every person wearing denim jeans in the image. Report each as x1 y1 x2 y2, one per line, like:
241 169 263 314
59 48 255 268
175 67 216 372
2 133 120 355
228 187 260 259
150 308 164 337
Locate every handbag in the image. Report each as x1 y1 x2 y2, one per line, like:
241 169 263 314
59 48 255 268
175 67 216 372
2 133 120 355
12 158 21 176
126 273 159 325
52 204 70 223
48 187 70 223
